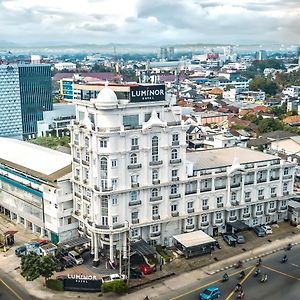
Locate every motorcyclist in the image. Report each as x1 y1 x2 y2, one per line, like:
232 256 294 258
283 254 287 261
255 268 261 275
235 283 242 292
144 297 150 300
257 257 262 266
238 290 245 299
240 270 245 278
223 273 229 281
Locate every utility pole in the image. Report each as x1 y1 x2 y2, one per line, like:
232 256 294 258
127 229 131 285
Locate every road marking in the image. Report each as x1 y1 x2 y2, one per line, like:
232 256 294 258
291 263 300 268
0 278 24 300
225 266 255 300
169 266 253 300
263 265 300 281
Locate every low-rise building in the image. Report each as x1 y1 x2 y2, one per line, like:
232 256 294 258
0 138 77 243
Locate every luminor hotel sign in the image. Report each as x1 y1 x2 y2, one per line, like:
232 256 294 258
130 84 165 102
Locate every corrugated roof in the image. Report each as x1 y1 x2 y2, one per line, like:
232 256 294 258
173 230 215 248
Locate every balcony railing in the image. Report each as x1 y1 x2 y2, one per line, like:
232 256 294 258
186 224 195 230
185 190 197 195
217 203 224 208
150 196 163 202
230 183 240 188
73 158 80 163
128 163 142 170
171 211 179 217
257 178 267 183
200 221 209 227
215 219 223 224
172 177 179 182
74 192 81 198
283 174 293 180
283 191 289 196
172 140 180 146
150 231 161 237
170 158 182 165
268 208 276 214
129 200 142 207
231 201 238 206
131 145 139 151
149 160 163 166
152 179 160 185
229 216 237 222
169 194 181 199
131 183 139 188
242 213 250 219
258 195 264 200
215 185 226 190
271 193 277 198
82 195 90 201
187 208 194 213
244 180 254 185
256 211 263 216
270 176 279 181
200 187 212 192
245 198 251 203
102 187 113 192
82 160 89 166
278 205 287 211
152 215 160 221
202 205 209 211
132 218 139 224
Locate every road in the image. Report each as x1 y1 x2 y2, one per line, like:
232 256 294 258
160 244 300 300
0 273 36 300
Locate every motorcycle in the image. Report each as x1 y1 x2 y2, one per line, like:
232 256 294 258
237 290 245 299
281 256 288 263
256 258 262 267
222 274 229 282
260 274 268 283
239 271 245 279
234 261 243 269
253 269 261 277
286 243 292 251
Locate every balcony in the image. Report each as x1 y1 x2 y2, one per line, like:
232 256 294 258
200 221 209 228
152 215 160 221
230 183 240 188
150 231 161 238
256 211 263 216
113 223 126 230
102 187 113 192
283 174 293 180
169 194 181 200
149 160 163 166
231 201 238 206
278 205 287 211
132 218 139 224
171 211 179 217
131 145 139 151
185 190 197 195
200 187 212 192
242 213 250 219
215 219 223 224
131 183 140 188
270 176 279 181
187 208 194 214
172 140 180 146
257 178 267 183
82 160 89 166
244 180 254 185
74 192 81 198
73 158 80 164
267 208 276 214
283 191 289 196
129 200 142 207
74 175 79 181
128 163 142 170
229 216 237 222
185 224 195 230
271 193 277 198
217 203 224 208
94 185 100 191
258 195 264 200
150 196 163 202
215 185 226 190
245 198 251 203
170 158 182 165
202 205 209 211
82 195 90 201
152 179 160 185
172 177 179 182
74 140 79 146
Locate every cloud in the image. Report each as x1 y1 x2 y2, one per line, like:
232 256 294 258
0 0 299 46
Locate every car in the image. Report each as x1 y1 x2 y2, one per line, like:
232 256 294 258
68 250 84 265
101 273 127 283
15 242 40 257
232 233 245 244
38 239 50 246
122 267 143 279
15 245 27 257
262 225 273 235
253 226 266 237
139 263 154 275
222 234 237 246
199 286 221 300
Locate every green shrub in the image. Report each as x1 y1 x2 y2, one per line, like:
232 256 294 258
46 279 64 291
102 280 128 294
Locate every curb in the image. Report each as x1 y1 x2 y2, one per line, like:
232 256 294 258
207 240 300 275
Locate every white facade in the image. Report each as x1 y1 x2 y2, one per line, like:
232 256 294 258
0 138 78 243
70 84 295 264
54 62 76 71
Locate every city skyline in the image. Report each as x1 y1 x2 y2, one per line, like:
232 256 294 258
0 0 300 47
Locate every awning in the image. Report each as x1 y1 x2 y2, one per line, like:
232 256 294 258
131 239 156 257
230 221 250 231
173 230 215 248
58 236 90 249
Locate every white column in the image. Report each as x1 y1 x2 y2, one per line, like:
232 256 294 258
16 215 20 224
123 231 127 259
94 233 99 261
90 231 94 255
109 234 114 263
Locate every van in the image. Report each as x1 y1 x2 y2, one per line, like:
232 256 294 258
253 226 266 237
68 250 84 265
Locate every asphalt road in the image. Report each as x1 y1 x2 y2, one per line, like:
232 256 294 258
161 244 300 300
0 273 36 300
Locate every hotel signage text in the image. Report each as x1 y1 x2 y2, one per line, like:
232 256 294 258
130 85 165 102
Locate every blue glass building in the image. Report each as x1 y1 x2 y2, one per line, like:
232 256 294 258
18 64 52 139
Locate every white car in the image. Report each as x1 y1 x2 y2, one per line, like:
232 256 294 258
68 250 84 265
262 225 273 235
101 273 127 283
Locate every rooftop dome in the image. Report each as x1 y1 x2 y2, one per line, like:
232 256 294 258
94 82 118 107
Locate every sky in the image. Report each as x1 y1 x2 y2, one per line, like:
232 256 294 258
0 0 300 46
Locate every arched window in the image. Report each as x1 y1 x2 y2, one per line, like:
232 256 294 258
171 149 178 160
84 136 89 147
171 184 177 194
151 188 158 198
152 170 158 181
152 136 158 161
100 157 108 189
231 191 236 201
152 205 159 216
130 153 137 164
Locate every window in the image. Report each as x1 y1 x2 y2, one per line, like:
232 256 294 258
85 137 89 147
252 218 258 226
151 188 159 198
172 133 179 143
111 159 117 168
112 196 118 205
131 191 138 202
112 216 118 224
284 167 289 175
85 169 89 180
171 149 178 160
152 170 159 181
283 182 288 191
130 153 138 164
144 113 151 122
231 192 236 201
172 169 178 178
201 215 207 222
74 133 79 142
187 217 193 225
131 174 139 184
100 139 107 148
230 210 235 216
111 179 117 189
258 189 264 197
131 228 139 237
217 196 223 204
171 204 177 212
151 136 159 161
245 191 250 199
187 202 193 209
170 184 177 195
216 212 222 220
131 137 138 147
282 200 287 206
244 207 249 214
270 202 275 209
257 204 262 211
85 152 89 162
76 150 80 159
271 187 276 194
202 199 208 207
75 168 80 176
131 211 138 221
152 205 159 216
152 224 159 232
123 115 139 127
100 157 108 190
67 217 72 224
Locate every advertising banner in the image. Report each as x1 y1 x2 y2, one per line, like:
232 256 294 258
130 85 165 102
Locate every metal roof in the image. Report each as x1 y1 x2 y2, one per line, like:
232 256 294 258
173 230 215 248
59 236 90 249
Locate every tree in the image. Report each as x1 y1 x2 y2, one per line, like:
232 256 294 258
21 253 57 284
102 280 128 294
249 76 278 95
257 118 284 134
30 136 70 149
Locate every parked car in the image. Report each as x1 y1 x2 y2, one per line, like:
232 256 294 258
101 273 127 283
15 245 27 257
222 234 237 246
200 286 221 300
68 250 84 265
139 263 155 275
232 233 245 244
262 225 273 235
122 267 143 279
15 242 40 257
253 226 266 237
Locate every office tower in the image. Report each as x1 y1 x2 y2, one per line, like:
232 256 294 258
256 50 267 61
18 64 52 139
0 65 23 139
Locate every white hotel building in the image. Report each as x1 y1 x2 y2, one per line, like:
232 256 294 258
0 138 78 243
70 84 295 264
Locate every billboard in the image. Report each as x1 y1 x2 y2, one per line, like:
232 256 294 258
63 274 102 292
130 85 165 102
